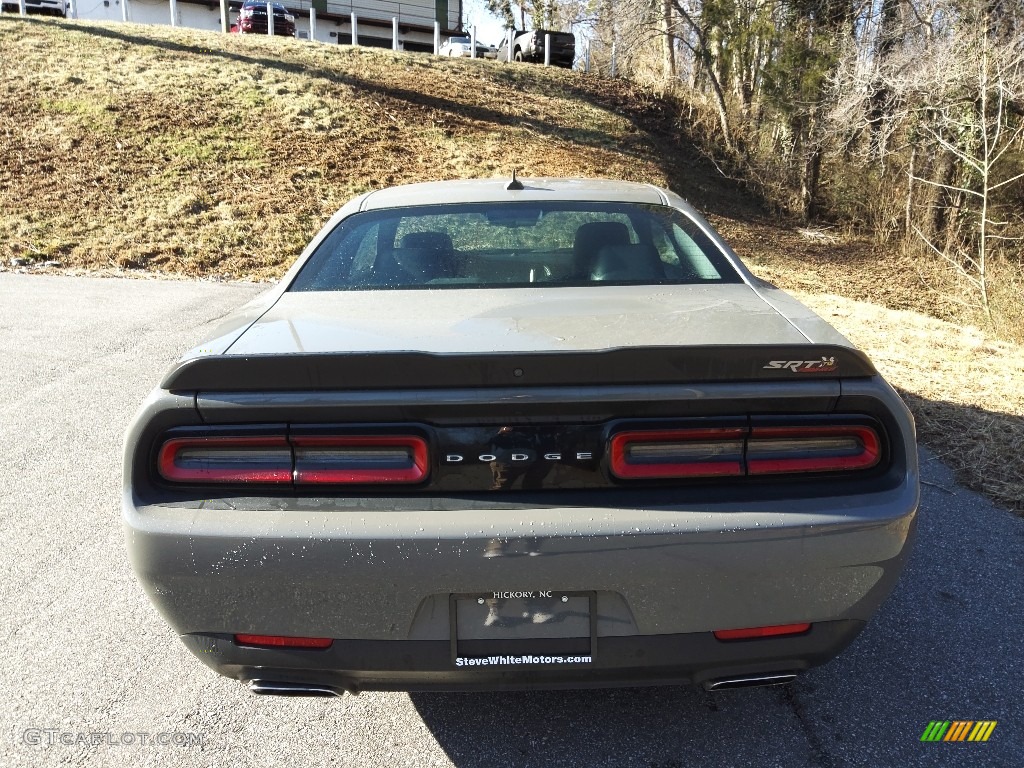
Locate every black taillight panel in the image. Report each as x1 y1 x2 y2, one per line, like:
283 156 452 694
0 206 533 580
292 434 429 486
158 434 293 484
609 425 747 480
747 415 888 477
154 424 431 488
607 415 888 484
152 415 890 493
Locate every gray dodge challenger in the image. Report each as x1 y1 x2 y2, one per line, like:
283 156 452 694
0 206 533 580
123 177 919 696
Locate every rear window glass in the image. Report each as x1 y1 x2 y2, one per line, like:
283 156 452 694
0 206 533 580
288 202 742 292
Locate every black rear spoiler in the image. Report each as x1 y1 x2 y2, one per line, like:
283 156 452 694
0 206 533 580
161 345 876 392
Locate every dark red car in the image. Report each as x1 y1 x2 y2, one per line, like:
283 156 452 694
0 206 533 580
231 0 296 37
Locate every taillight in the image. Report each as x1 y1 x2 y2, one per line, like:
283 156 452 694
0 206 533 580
713 623 811 641
609 420 883 481
747 425 880 475
156 432 429 486
157 436 292 484
234 634 333 649
610 429 745 479
292 435 429 485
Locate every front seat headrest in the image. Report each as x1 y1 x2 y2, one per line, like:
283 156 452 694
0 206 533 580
573 222 631 275
400 231 454 252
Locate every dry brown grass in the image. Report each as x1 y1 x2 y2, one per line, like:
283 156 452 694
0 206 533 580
0 17 744 278
790 295 1024 513
729 224 1024 513
2 18 1021 513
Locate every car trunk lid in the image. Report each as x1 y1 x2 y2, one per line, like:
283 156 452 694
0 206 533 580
224 285 809 355
163 285 875 392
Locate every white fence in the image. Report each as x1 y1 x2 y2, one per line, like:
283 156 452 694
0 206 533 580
2 1 591 71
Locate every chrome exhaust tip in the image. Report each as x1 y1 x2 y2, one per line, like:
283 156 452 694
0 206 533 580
247 680 342 697
703 672 798 691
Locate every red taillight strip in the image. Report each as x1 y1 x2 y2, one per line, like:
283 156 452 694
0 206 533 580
157 433 430 486
746 425 880 475
157 436 292 484
610 428 746 479
234 634 333 649
609 422 882 480
292 435 429 485
713 623 811 641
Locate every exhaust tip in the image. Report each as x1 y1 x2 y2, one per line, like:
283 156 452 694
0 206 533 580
703 672 798 691
247 679 342 697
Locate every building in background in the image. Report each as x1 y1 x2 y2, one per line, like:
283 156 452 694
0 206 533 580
72 0 462 50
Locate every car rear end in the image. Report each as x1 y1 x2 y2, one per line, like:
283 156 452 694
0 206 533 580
532 29 575 67
123 180 918 694
126 358 916 693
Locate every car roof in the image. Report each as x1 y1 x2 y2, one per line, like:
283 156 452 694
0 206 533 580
359 177 670 210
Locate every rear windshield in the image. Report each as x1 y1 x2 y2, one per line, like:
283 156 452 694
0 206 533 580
289 202 743 292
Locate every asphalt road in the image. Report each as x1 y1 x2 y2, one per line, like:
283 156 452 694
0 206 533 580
1 273 1021 768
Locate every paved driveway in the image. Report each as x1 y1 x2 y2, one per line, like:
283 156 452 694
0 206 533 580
1 273 1020 767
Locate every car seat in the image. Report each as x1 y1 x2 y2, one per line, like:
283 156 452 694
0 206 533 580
588 244 666 282
572 221 631 278
369 231 455 286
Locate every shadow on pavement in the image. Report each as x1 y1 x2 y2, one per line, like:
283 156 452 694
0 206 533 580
409 683 813 768
410 449 1024 767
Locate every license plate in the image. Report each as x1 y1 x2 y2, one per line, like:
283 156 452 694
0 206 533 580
450 591 596 668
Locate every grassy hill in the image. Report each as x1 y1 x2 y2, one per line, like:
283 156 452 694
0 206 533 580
1 16 1021 513
0 16 750 277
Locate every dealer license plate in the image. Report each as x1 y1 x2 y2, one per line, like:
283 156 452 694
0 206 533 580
450 591 596 668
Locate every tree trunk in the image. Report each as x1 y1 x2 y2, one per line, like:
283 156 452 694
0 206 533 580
868 0 902 162
669 0 733 150
801 109 822 221
661 0 676 81
905 145 915 240
802 146 823 221
935 152 960 253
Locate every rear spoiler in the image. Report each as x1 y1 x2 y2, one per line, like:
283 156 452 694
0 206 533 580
161 345 876 392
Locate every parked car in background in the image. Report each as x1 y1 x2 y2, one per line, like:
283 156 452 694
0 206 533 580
231 0 296 37
124 177 919 696
439 35 492 58
1 0 66 15
497 29 575 67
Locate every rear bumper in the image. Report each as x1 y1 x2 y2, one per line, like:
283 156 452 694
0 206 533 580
125 480 917 689
182 620 865 692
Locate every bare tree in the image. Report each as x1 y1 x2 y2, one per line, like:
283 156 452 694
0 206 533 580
910 23 1024 314
662 0 677 80
669 0 735 149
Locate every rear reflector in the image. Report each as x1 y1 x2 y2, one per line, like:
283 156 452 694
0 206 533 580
713 623 811 641
747 425 880 475
292 435 428 485
610 429 746 479
157 436 292 484
234 634 333 649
